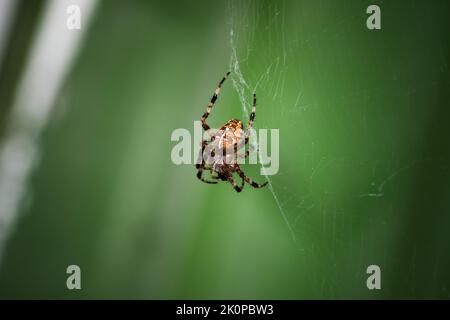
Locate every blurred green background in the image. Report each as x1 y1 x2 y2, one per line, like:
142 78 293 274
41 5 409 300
0 0 449 299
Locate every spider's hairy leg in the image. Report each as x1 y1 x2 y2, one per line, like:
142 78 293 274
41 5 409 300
195 139 208 166
237 166 268 189
237 150 250 159
227 174 244 193
236 144 256 159
236 93 257 151
244 93 257 144
232 136 248 162
195 140 217 184
211 172 220 179
196 165 218 184
201 71 231 137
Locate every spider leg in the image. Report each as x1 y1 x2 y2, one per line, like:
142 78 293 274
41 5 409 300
236 144 256 159
235 93 257 151
236 166 268 189
244 93 257 145
227 174 244 193
211 173 220 179
196 139 217 184
237 150 250 159
201 71 231 137
196 139 208 165
196 165 218 184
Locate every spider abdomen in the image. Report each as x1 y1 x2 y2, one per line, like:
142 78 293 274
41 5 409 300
213 119 244 149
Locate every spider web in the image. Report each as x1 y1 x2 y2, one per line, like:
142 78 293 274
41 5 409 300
225 0 446 269
228 10 297 242
228 0 302 244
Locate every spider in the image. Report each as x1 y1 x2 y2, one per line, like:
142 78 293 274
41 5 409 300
195 71 268 192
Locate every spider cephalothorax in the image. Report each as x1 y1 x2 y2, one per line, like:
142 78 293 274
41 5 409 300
195 71 268 192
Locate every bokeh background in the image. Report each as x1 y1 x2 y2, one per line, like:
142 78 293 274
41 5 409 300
0 0 449 299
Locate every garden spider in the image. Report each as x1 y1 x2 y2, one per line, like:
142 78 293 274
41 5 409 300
195 71 268 192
